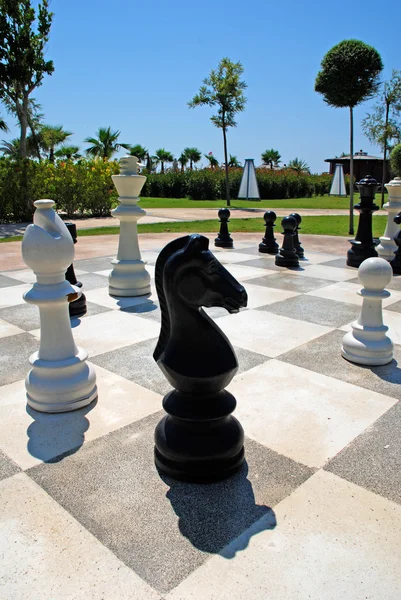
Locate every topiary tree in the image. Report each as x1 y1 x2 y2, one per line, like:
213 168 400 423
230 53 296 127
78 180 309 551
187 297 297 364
188 57 247 206
315 39 383 234
390 144 401 178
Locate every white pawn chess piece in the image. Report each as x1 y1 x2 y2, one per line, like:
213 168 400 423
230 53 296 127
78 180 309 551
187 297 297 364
376 176 401 261
108 156 151 297
341 257 393 366
22 200 97 412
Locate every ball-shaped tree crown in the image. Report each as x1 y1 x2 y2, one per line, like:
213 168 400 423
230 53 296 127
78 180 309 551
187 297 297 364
390 144 401 177
315 39 383 108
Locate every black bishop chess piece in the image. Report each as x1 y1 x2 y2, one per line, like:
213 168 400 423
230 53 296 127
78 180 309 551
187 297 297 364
289 212 304 258
215 207 234 248
153 234 248 482
347 175 379 268
390 212 401 275
275 216 300 268
259 211 279 254
65 223 87 318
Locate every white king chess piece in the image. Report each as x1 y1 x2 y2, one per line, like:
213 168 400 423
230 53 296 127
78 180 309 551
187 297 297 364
22 200 97 412
341 257 393 366
376 176 401 261
108 156 151 297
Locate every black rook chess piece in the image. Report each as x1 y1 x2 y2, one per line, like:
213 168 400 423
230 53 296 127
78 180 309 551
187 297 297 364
215 207 233 248
390 212 401 275
347 175 379 268
259 211 279 254
275 216 299 268
153 234 248 482
65 223 87 318
289 212 304 258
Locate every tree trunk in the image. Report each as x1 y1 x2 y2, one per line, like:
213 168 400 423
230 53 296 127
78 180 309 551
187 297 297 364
349 106 354 235
381 101 390 207
190 160 193 170
222 121 230 207
161 161 164 174
19 95 29 159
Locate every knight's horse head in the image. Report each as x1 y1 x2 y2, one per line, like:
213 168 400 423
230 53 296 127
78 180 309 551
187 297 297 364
154 234 247 362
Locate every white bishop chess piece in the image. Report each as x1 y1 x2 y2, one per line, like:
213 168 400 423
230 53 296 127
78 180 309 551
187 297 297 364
22 200 97 412
108 156 151 297
341 257 393 366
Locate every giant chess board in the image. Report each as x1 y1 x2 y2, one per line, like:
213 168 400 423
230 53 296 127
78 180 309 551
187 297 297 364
1 237 401 599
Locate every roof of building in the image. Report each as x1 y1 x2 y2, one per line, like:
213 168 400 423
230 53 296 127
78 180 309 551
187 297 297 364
325 150 384 162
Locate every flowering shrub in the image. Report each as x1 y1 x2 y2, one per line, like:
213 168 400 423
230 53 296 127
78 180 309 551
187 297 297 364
0 158 339 223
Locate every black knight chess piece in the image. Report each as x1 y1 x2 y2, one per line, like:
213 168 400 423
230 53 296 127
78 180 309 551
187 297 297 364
153 234 248 482
65 223 87 318
215 208 234 248
390 212 401 274
275 216 300 268
259 211 279 254
347 175 379 268
289 212 304 258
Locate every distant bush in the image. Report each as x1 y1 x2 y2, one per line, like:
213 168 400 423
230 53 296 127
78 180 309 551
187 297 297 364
0 158 337 223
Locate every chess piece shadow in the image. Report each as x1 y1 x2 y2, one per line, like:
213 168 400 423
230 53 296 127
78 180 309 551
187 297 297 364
160 461 276 557
26 400 97 463
366 358 401 384
119 297 158 315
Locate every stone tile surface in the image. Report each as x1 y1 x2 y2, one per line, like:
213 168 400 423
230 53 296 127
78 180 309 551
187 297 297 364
257 294 360 327
228 359 396 467
74 255 114 272
279 329 401 400
0 473 161 600
28 413 313 594
249 272 334 292
167 471 401 600
0 366 162 469
216 309 332 357
326 401 401 505
0 449 20 481
0 332 38 386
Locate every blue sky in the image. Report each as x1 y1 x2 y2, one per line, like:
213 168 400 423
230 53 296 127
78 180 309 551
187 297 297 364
3 0 401 172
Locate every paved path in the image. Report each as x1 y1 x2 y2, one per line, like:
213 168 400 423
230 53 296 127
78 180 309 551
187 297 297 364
0 206 387 238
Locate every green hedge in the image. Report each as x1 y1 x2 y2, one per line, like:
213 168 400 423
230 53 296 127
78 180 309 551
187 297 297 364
0 158 338 223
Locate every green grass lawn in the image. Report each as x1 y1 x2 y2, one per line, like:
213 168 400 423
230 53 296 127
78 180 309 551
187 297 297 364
139 195 385 210
0 215 388 243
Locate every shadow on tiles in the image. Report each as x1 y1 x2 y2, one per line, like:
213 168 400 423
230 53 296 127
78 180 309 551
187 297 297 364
161 462 276 558
367 358 401 385
120 299 158 315
26 400 97 463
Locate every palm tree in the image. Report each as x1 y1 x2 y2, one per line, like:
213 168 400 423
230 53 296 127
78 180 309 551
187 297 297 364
288 157 310 174
0 116 8 132
85 127 130 160
184 147 202 170
154 148 174 174
178 152 189 172
228 154 241 167
38 125 73 162
0 138 20 157
54 145 81 160
261 149 281 169
204 152 219 169
129 144 148 162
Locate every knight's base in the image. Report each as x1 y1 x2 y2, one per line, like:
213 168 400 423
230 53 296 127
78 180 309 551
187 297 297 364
154 389 245 482
259 243 278 255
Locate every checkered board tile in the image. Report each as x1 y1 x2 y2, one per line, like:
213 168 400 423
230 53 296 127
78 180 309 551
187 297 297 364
1 239 401 600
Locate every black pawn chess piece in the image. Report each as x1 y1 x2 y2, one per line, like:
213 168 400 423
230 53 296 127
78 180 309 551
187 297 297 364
215 207 233 248
153 234 248 482
289 212 304 258
65 223 87 318
275 216 299 268
259 211 279 254
347 175 379 268
390 213 401 275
